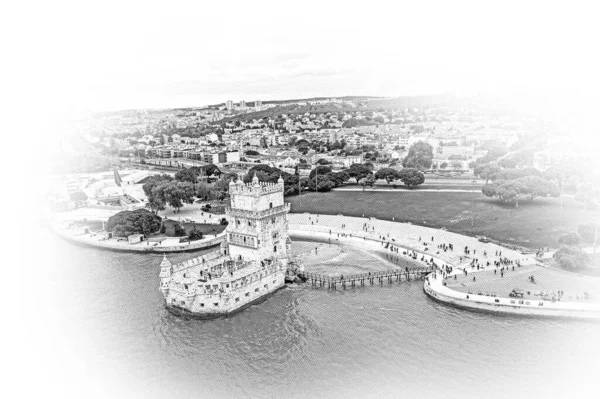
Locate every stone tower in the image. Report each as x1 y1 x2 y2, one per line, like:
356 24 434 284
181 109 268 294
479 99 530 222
226 174 290 266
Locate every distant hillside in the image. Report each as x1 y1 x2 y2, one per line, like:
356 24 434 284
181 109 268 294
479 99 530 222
366 94 454 109
220 94 457 122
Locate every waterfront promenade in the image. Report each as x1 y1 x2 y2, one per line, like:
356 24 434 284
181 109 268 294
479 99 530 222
288 213 537 271
289 213 600 318
425 270 600 319
51 221 225 253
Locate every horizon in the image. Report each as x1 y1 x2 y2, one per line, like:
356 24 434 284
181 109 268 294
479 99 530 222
24 1 598 121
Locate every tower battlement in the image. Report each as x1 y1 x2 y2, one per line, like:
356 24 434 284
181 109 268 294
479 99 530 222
228 180 284 196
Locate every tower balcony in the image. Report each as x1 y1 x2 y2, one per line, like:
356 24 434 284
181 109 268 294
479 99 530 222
226 203 290 219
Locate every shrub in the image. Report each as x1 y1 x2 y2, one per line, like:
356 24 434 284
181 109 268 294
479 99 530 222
554 246 591 269
558 232 580 246
188 228 203 241
107 209 161 237
173 224 186 237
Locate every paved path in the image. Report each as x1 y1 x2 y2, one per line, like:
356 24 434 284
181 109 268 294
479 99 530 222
288 213 538 272
333 188 475 193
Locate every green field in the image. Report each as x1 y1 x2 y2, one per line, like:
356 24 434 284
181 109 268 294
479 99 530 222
286 191 598 250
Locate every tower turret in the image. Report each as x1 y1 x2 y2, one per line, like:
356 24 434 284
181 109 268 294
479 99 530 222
159 254 173 295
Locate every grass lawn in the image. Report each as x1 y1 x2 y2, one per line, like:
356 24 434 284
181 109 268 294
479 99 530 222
336 183 480 191
286 191 599 250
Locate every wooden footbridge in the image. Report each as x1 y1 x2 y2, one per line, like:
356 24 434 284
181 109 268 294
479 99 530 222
298 267 434 290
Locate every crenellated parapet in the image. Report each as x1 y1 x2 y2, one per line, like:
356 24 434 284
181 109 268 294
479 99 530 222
229 181 284 196
226 203 290 219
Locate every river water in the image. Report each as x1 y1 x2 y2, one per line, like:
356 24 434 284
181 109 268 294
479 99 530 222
43 230 599 398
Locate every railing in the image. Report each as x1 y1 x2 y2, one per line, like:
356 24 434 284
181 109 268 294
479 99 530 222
298 267 432 289
226 203 290 219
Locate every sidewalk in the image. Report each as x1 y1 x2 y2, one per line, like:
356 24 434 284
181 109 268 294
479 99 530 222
288 213 538 272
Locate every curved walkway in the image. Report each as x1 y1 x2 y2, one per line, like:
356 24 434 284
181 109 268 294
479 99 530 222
425 271 600 320
51 221 225 253
289 213 600 319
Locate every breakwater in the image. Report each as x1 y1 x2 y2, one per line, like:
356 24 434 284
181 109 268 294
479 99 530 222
424 271 600 320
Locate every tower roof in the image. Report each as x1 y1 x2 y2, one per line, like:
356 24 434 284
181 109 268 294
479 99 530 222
277 174 284 184
160 254 172 268
252 172 260 185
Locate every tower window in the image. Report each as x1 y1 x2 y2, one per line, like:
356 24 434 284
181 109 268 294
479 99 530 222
269 202 273 209
273 245 277 253
248 221 251 226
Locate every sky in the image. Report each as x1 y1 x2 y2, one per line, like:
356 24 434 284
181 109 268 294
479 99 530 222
12 0 600 117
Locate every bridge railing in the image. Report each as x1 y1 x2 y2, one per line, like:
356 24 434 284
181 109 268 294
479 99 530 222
298 267 433 284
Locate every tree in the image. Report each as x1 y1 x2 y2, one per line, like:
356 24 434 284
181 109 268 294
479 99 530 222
309 165 333 179
491 167 540 182
482 184 498 198
188 228 204 241
498 158 517 169
307 176 334 192
172 223 186 237
143 174 174 214
398 168 425 188
175 167 201 183
473 164 501 183
203 164 221 178
482 180 527 206
245 150 260 156
222 172 238 183
162 181 195 213
195 182 213 201
326 170 350 187
558 232 581 246
374 168 401 188
316 158 332 165
106 209 161 237
554 246 591 269
347 163 373 183
143 174 173 198
359 175 375 191
514 175 560 201
402 141 434 170
578 223 597 243
440 162 448 170
212 178 230 201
